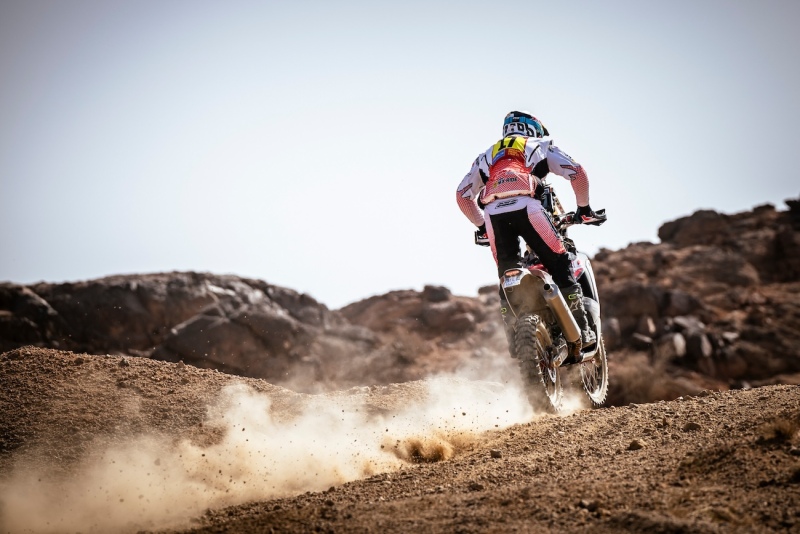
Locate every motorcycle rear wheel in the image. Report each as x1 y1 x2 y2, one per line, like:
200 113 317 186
514 314 563 413
580 335 609 406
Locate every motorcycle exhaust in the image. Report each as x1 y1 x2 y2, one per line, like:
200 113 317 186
541 283 581 345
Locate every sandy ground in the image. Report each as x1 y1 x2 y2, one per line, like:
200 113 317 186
1 347 799 533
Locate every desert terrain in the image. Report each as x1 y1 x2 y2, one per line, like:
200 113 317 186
1 198 799 532
0 347 798 533
1 347 799 533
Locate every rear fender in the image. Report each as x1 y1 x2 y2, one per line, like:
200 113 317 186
501 268 551 319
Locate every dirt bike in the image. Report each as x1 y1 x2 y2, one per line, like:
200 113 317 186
499 182 608 413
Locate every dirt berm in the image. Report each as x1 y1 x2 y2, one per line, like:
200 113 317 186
1 347 799 533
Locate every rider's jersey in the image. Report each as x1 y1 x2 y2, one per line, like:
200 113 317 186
456 135 590 226
483 136 539 203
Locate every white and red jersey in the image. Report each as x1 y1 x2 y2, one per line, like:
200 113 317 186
456 135 590 226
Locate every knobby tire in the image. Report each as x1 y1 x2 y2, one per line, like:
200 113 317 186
580 334 609 407
514 314 563 413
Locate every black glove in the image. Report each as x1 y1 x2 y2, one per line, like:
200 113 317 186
474 224 489 246
575 205 606 226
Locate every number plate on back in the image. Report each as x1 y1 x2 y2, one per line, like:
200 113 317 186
503 274 522 288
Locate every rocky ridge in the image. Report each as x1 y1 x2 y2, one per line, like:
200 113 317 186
1 197 799 403
595 198 800 402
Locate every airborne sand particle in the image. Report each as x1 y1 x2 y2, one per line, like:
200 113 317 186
0 377 538 533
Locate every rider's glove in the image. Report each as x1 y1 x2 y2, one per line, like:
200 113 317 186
474 224 490 247
575 205 604 226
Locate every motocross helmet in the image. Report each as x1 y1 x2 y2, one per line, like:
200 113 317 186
503 111 549 138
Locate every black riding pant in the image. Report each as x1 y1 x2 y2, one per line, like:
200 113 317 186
488 208 576 291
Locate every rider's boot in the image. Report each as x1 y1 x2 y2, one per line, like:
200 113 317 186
564 284 596 348
500 300 517 359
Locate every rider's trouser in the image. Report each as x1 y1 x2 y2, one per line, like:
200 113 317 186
485 205 576 293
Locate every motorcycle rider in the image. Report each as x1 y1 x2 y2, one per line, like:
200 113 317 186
456 110 602 357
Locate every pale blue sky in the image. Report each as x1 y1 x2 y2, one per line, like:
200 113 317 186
1 0 798 308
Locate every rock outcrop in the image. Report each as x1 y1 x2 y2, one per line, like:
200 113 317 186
0 273 377 391
0 275 509 392
595 198 800 390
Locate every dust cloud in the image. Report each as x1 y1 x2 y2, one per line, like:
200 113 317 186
0 378 534 533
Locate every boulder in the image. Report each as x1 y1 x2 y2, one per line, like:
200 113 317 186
787 197 800 227
603 317 622 349
776 227 800 281
0 285 62 350
631 333 653 350
478 284 499 296
421 301 476 332
657 210 729 247
685 331 713 361
653 333 687 364
672 316 706 335
422 285 452 303
154 315 275 376
602 283 664 336
672 248 760 291
662 290 703 317
636 315 656 337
